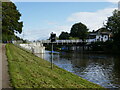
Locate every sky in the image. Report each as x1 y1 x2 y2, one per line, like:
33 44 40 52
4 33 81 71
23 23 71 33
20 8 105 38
11 0 119 41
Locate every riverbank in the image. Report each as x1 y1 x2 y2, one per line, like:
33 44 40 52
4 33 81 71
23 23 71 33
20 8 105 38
6 44 103 88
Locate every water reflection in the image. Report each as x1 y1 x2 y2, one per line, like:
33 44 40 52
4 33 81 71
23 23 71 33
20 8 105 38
35 51 120 88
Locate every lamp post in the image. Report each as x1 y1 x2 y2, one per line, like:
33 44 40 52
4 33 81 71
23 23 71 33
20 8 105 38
50 32 56 69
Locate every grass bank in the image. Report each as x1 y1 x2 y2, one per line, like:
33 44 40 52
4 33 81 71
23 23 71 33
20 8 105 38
6 44 103 88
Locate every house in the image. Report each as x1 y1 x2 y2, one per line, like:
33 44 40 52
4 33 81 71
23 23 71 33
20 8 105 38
87 28 112 42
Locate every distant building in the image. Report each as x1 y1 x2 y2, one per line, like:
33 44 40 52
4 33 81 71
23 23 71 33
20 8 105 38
87 29 112 42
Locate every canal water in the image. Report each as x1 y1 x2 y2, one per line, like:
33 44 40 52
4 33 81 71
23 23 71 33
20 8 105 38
35 50 120 88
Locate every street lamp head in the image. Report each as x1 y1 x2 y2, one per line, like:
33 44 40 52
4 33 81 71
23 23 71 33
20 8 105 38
50 32 56 42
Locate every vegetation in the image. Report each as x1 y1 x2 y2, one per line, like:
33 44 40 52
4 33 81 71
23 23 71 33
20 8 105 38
6 44 103 88
105 10 120 53
59 32 70 40
106 10 120 36
2 1 23 42
58 22 89 41
70 22 88 41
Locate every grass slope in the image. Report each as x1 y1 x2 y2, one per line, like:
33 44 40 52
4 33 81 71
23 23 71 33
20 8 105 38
6 44 103 88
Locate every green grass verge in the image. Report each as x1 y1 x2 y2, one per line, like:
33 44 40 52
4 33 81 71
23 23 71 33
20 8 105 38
6 44 104 88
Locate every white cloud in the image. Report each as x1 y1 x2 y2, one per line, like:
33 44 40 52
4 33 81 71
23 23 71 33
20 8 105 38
67 7 117 31
16 25 71 41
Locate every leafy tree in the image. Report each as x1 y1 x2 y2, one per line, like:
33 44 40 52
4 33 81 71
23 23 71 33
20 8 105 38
106 10 120 35
106 10 120 53
70 22 88 41
59 32 70 40
2 1 23 42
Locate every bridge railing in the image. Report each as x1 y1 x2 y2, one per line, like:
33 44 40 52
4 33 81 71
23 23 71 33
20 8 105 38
41 40 84 43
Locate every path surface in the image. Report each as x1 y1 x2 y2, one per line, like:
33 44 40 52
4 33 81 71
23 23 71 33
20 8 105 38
1 44 11 88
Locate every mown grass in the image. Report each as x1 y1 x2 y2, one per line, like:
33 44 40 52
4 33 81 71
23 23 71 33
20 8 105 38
6 44 104 88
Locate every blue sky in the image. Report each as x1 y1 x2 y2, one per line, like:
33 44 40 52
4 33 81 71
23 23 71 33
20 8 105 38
13 1 118 41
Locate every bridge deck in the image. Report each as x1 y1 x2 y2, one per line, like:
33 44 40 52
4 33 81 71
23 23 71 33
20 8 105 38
41 40 93 45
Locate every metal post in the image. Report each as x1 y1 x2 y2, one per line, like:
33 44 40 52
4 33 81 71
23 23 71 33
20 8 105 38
51 43 53 69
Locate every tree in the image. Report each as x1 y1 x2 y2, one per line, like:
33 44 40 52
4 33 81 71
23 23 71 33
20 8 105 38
59 32 70 40
106 10 120 42
106 10 120 35
105 10 120 53
2 1 23 42
70 22 88 41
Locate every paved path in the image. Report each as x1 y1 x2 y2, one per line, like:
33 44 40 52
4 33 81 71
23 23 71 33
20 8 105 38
1 44 11 89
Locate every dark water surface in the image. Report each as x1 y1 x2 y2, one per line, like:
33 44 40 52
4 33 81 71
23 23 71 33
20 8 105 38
36 51 120 88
